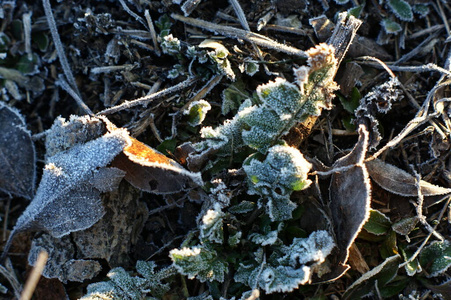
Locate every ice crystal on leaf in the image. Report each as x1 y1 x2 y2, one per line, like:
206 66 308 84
277 231 335 267
200 203 225 244
194 43 338 155
81 261 174 300
243 145 312 221
234 231 334 294
170 246 228 282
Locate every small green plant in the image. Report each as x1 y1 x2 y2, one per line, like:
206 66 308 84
169 43 339 297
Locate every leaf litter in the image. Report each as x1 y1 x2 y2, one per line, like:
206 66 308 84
1 0 451 299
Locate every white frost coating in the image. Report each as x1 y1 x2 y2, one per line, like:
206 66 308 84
202 208 220 225
200 203 224 244
244 144 312 221
278 231 335 266
170 247 201 257
10 126 131 238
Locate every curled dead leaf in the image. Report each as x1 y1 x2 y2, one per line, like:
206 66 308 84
366 159 451 197
322 125 371 282
113 137 203 194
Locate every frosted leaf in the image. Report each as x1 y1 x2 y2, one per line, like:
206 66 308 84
235 262 310 294
28 233 101 283
81 261 174 300
236 231 333 293
45 115 106 158
259 265 310 293
1 123 131 259
170 246 228 282
243 145 312 221
194 43 338 155
199 40 235 81
0 101 36 199
366 159 451 197
381 19 402 34
343 255 402 299
256 78 303 119
72 182 147 267
228 201 256 214
277 231 334 267
184 100 211 126
160 34 181 55
387 0 413 21
248 222 282 246
328 125 370 281
419 240 451 278
200 203 225 244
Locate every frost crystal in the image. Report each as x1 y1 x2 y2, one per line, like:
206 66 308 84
200 203 225 244
193 43 338 155
234 231 334 294
243 145 312 221
81 261 174 300
170 245 228 282
160 34 181 55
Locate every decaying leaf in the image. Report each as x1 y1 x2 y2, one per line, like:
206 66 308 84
28 234 101 283
72 181 148 267
327 125 371 280
366 159 451 197
113 137 203 194
0 102 36 199
2 118 131 259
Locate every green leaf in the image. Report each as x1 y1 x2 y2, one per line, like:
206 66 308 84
32 32 49 52
419 240 451 277
413 4 430 17
338 87 360 113
400 246 421 276
170 246 228 282
381 18 402 34
392 216 419 236
15 53 40 75
156 138 177 156
387 0 413 21
185 100 211 126
221 81 249 115
380 230 398 259
363 209 391 235
348 5 364 18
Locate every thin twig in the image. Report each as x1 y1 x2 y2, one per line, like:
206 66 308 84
356 59 451 77
22 11 32 60
56 78 94 116
118 0 147 28
20 251 48 300
399 196 451 268
0 260 21 299
171 14 307 58
96 76 198 115
42 0 80 97
144 10 161 56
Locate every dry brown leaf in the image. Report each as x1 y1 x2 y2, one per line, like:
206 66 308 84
326 125 371 281
113 137 203 194
366 159 451 197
